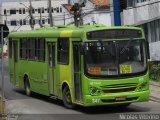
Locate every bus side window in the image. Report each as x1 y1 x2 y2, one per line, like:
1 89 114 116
35 38 45 61
9 39 12 58
57 37 69 65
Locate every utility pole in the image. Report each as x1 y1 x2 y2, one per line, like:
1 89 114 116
113 0 121 26
29 0 35 29
48 0 53 26
39 8 43 27
64 12 65 25
71 2 85 26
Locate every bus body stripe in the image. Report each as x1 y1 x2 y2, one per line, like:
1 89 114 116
60 30 73 37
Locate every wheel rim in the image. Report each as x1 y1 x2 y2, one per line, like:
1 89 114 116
25 81 30 95
65 90 72 105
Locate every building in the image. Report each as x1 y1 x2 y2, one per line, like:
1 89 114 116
121 0 160 61
0 3 2 24
63 0 111 26
0 0 68 31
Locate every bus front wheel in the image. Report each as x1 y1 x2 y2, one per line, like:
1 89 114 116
62 86 75 109
24 78 31 96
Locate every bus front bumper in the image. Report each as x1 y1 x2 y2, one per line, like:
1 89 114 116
83 90 150 106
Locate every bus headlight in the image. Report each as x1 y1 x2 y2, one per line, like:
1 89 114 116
137 82 148 91
90 87 101 96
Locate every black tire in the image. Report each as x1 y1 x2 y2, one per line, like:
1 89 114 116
62 86 75 109
24 78 31 96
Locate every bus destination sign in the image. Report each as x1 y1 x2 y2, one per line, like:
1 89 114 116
87 29 142 39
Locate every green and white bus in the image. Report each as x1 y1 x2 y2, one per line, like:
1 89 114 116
8 25 150 108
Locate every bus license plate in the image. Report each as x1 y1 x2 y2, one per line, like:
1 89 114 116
115 97 126 101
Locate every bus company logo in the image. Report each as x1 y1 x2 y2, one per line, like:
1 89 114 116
119 114 160 120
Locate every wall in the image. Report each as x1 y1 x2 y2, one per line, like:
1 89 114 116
1 0 68 31
122 0 160 61
150 41 160 61
122 0 160 26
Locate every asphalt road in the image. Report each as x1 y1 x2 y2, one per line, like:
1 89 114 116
1 58 160 120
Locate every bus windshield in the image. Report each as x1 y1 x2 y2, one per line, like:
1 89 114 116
84 40 147 77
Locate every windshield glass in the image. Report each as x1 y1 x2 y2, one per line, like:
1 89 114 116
84 40 147 77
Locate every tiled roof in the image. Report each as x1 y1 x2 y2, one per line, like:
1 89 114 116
89 0 109 7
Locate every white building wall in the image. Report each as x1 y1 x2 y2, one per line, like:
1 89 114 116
82 1 111 26
122 0 160 26
150 41 160 61
95 13 111 25
0 3 2 24
1 0 68 31
122 0 160 61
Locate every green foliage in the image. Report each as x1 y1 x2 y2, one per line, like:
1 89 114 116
149 62 160 82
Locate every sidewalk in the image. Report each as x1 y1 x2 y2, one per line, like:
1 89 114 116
150 81 160 103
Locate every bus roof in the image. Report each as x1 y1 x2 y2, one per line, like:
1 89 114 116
9 24 144 40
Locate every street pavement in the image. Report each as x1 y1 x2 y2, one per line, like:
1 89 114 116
1 58 160 120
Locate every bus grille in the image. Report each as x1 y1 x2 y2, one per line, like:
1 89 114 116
101 83 137 93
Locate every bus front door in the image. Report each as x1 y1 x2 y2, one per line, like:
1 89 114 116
13 41 18 85
73 43 82 102
47 43 56 95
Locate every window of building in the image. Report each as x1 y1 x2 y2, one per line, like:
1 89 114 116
60 7 62 13
23 8 25 14
54 8 56 11
4 9 6 15
56 7 59 13
10 9 16 14
19 9 22 14
127 0 148 8
42 19 45 24
23 19 26 25
38 8 41 13
41 7 44 13
32 9 35 14
58 38 69 64
10 20 17 26
20 19 23 25
48 18 50 24
29 19 35 25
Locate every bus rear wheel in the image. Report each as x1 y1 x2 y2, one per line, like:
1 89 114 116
24 78 31 96
62 86 75 109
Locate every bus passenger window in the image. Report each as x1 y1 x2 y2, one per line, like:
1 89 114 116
58 38 69 64
9 39 12 58
20 38 27 59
